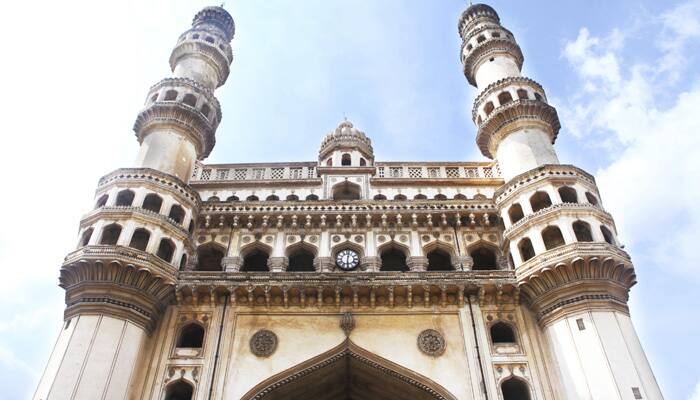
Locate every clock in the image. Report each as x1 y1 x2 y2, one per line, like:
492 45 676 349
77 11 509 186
336 249 360 271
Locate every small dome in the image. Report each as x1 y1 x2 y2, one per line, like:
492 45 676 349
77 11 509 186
192 6 235 42
319 120 374 160
458 3 500 34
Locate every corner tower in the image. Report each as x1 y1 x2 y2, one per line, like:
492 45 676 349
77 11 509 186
460 4 559 181
460 4 663 399
33 7 235 400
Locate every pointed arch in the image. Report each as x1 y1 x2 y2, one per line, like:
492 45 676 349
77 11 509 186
196 242 226 272
378 240 410 272
285 241 318 272
467 240 500 271
332 181 361 201
240 241 273 272
240 339 458 400
422 240 457 271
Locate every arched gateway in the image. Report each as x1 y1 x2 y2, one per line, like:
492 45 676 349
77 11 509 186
241 340 457 400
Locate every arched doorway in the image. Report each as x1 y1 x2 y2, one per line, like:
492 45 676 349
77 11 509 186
241 340 457 400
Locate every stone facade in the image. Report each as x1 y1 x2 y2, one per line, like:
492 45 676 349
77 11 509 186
33 4 664 400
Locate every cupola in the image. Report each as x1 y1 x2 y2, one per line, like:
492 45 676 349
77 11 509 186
318 120 374 167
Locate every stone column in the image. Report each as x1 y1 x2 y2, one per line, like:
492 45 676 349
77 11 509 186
223 256 241 272
407 256 428 272
361 256 381 272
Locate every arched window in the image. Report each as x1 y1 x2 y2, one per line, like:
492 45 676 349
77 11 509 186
164 90 178 101
341 153 352 166
360 158 367 166
286 194 299 201
490 322 516 344
491 31 502 38
501 378 531 400
558 186 578 203
427 249 452 271
434 194 447 201
373 194 387 201
287 248 315 272
246 195 259 201
529 191 552 212
517 89 529 100
164 380 193 400
177 323 204 348
601 226 615 245
157 239 175 263
197 244 224 272
332 182 361 201
508 203 524 224
226 195 240 202
179 254 188 271
326 159 332 166
188 220 195 234
518 238 535 262
471 247 497 270
150 93 159 103
477 34 486 43
142 193 163 213
242 249 270 272
585 192 599 206
168 205 186 224
542 226 565 250
454 194 468 200
394 194 407 201
182 93 197 107
265 194 280 201
477 115 483 124
573 221 593 242
200 103 211 119
115 189 135 207
414 194 428 200
100 224 122 245
129 228 150 251
95 194 108 209
498 91 513 105
484 101 495 116
534 92 543 101
380 248 408 272
306 194 320 201
80 228 93 247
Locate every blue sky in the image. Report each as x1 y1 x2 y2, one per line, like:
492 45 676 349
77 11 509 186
0 1 698 399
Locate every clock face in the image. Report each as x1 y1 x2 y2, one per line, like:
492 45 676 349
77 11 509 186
336 249 360 271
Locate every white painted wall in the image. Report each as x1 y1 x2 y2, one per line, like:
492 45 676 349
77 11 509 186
495 128 559 181
134 130 197 182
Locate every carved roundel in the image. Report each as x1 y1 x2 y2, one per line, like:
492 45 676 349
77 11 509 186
250 330 278 357
417 329 446 357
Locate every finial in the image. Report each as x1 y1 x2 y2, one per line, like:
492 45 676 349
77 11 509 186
220 2 225 7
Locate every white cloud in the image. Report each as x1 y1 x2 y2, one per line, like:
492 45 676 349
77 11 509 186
690 380 700 400
560 0 700 281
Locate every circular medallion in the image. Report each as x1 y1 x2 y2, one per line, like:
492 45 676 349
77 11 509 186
250 330 278 357
417 329 446 357
335 249 360 271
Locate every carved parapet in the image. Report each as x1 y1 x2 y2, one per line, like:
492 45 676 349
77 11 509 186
516 243 637 326
472 76 545 121
59 245 177 332
81 206 191 242
452 255 473 270
476 99 560 159
503 202 614 240
495 164 597 204
407 256 428 272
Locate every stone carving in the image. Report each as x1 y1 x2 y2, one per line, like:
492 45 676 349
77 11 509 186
250 329 278 357
417 329 446 357
340 312 355 336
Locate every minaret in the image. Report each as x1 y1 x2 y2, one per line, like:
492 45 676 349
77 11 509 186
33 7 235 400
460 4 559 181
460 4 663 399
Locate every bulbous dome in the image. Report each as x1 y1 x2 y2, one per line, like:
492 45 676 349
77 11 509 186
319 120 374 160
192 6 235 42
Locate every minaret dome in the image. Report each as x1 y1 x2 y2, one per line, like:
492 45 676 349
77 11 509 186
319 120 374 167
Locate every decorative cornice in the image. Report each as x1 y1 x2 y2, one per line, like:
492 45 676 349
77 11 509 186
503 203 614 239
60 245 177 331
516 242 631 281
494 164 596 203
147 77 222 122
462 38 523 87
476 99 560 159
97 168 201 207
472 76 545 120
133 101 217 160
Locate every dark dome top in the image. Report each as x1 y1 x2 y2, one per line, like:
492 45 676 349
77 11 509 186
458 4 500 34
192 6 235 42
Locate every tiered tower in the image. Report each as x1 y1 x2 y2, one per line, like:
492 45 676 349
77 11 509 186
33 7 234 399
460 4 662 399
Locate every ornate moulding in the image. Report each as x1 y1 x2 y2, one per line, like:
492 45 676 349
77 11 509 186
417 329 447 357
250 330 278 357
98 168 201 208
495 164 596 203
502 202 615 239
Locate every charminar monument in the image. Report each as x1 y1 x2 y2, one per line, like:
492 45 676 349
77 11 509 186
33 3 663 400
